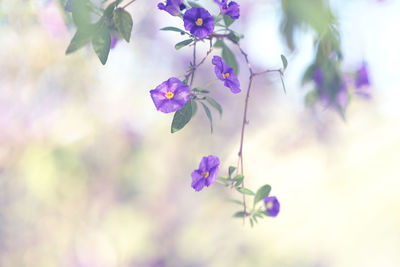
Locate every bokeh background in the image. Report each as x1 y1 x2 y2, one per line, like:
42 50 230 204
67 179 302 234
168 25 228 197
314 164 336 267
1 0 400 266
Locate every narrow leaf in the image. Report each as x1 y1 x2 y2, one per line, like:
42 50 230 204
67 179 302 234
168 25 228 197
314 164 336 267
205 96 222 117
92 25 111 65
171 100 193 133
200 102 213 133
192 88 210 94
191 100 198 117
280 74 287 94
175 39 193 50
223 15 235 27
236 187 255 196
227 199 243 206
233 211 247 218
66 28 93 54
234 174 244 187
160 27 187 34
253 184 271 208
114 8 133 42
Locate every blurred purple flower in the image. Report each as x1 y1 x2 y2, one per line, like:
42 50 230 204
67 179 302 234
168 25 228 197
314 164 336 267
183 7 215 39
150 78 191 113
110 36 119 49
212 56 241 93
354 62 371 98
191 155 220 192
264 196 280 217
215 0 240 19
157 0 183 16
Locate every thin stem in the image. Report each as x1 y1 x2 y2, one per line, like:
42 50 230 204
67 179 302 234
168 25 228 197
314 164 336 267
189 41 197 87
122 0 137 9
184 39 213 85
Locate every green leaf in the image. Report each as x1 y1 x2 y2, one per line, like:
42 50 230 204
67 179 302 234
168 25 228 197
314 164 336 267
228 166 236 177
66 28 94 54
213 39 224 48
92 25 111 65
200 102 213 133
250 218 254 227
175 39 193 50
234 174 244 187
205 96 222 117
228 199 243 206
191 100 198 117
160 27 187 34
114 8 133 42
253 184 271 208
223 15 235 27
70 0 91 30
281 54 288 70
222 45 238 75
103 0 123 18
187 1 203 8
233 211 247 218
228 31 241 43
236 187 255 196
171 100 193 133
192 88 210 94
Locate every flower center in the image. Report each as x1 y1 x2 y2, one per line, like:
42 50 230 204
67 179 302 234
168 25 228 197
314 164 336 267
222 72 230 79
195 18 203 26
266 201 273 209
164 91 174 99
201 171 209 178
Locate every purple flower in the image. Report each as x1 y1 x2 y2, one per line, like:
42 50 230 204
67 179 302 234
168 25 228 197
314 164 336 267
150 77 191 113
110 36 119 49
354 62 371 98
191 155 220 192
215 0 240 19
264 196 280 217
157 0 183 16
212 56 241 93
183 7 215 39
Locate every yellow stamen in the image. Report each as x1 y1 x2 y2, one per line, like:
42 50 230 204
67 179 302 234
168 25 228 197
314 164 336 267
195 18 203 26
201 171 209 178
222 73 230 79
266 202 273 209
165 91 174 99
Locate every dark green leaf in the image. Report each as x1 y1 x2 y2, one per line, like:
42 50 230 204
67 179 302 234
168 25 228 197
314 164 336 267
228 31 241 43
103 0 123 18
253 184 271 208
223 15 235 27
200 102 213 133
114 8 133 42
213 39 224 48
92 25 111 65
228 166 236 177
236 187 255 196
233 211 247 218
175 39 193 50
205 96 222 117
222 45 238 75
66 28 94 54
160 27 187 34
281 54 288 70
171 100 193 133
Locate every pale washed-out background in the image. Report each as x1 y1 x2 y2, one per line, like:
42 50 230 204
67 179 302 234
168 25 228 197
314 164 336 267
0 0 399 266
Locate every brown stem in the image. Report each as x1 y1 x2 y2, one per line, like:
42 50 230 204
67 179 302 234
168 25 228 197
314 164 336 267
122 0 137 9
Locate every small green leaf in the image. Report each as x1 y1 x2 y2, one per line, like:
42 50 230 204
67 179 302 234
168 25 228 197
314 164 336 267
192 88 210 94
253 184 271 208
222 45 238 75
228 166 236 177
233 211 247 218
281 54 288 70
92 25 111 65
160 27 187 34
223 15 235 27
114 8 133 42
250 218 254 227
66 28 94 54
103 0 122 18
228 31 241 43
70 0 91 30
236 187 255 196
200 102 213 133
175 39 193 50
205 96 222 117
171 100 193 133
228 199 243 206
213 39 224 48
234 174 244 187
